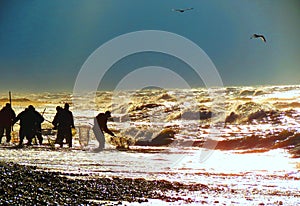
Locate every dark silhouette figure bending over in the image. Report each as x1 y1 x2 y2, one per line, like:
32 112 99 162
52 103 75 148
93 111 115 150
13 105 38 146
0 103 16 144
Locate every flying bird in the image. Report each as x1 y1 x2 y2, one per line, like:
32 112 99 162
250 34 267 43
172 8 194 13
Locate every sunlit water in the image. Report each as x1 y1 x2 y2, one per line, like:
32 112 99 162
0 85 300 205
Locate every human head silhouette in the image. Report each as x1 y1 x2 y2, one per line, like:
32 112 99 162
105 111 111 117
64 103 70 110
28 105 35 111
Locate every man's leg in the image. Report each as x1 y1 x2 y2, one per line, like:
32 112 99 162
26 134 32 146
26 130 35 146
19 129 25 146
55 129 63 147
65 128 72 148
68 134 72 148
59 134 64 148
92 126 105 150
5 126 12 143
0 127 4 144
36 129 43 145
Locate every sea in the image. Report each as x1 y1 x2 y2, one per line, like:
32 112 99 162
0 85 300 205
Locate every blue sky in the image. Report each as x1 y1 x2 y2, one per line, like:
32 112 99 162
0 0 299 92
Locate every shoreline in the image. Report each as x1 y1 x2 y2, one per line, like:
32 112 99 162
1 146 299 205
0 161 208 205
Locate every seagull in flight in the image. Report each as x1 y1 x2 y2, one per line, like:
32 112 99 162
250 34 267 43
172 8 194 13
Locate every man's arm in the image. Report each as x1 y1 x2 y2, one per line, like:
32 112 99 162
102 124 115 136
12 110 16 120
52 114 58 127
36 112 44 124
12 113 21 125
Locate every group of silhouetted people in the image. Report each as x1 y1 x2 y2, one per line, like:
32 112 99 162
0 102 115 150
13 105 44 146
0 103 75 148
0 103 45 146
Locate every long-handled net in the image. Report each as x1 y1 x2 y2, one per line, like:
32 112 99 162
78 125 91 147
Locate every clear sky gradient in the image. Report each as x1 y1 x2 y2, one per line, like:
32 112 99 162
0 0 299 92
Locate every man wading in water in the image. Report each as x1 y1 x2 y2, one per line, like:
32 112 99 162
93 111 115 150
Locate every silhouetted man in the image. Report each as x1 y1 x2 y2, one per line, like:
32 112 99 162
93 111 115 150
32 108 44 145
13 105 37 146
52 106 62 145
0 103 16 144
52 103 75 148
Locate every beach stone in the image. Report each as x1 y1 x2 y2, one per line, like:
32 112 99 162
0 161 209 205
